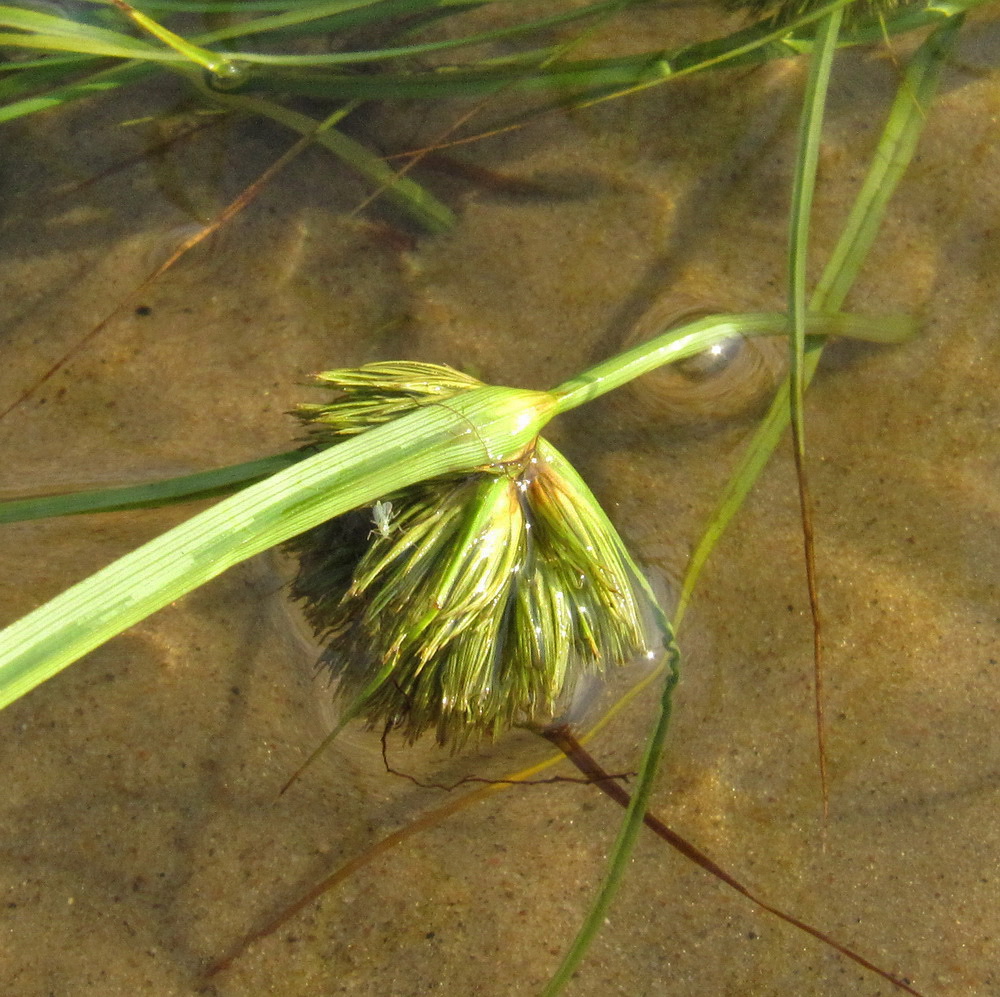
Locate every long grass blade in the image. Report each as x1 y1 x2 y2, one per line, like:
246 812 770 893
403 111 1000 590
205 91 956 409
0 303 914 708
0 386 556 710
541 623 680 995
787 5 842 818
0 451 306 524
674 13 965 629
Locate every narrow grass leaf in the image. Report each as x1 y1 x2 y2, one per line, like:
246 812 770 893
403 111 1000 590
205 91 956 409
0 451 306 524
675 14 964 628
786 5 842 815
0 386 557 710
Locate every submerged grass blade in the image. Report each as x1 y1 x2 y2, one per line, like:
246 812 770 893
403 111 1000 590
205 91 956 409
0 28 164 59
786 4 842 816
541 624 679 995
674 14 963 629
196 88 455 232
106 0 245 79
788 7 841 433
0 62 151 123
545 20 959 989
0 451 306 524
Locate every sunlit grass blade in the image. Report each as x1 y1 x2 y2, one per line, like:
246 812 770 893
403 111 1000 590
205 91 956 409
0 308 910 710
544 17 957 989
106 0 245 79
0 29 163 60
674 12 964 629
541 604 680 996
788 7 841 434
0 385 557 710
812 14 965 307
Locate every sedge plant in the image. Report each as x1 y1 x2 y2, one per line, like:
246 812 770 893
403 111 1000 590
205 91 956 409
0 0 987 232
0 3 968 995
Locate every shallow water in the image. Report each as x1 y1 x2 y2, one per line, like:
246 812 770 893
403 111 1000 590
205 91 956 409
1 11 999 997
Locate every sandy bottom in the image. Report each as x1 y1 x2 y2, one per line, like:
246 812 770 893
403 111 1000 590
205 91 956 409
1 10 998 997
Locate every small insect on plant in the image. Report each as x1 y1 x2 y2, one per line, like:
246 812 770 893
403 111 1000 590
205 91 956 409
368 499 397 539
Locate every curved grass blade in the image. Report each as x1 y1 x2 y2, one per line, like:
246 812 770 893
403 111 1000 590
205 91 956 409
551 310 913 413
0 309 910 709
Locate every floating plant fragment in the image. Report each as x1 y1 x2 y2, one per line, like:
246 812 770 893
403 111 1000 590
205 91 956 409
288 361 659 746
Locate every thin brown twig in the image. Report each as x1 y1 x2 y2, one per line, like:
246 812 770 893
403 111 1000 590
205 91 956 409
541 724 924 997
791 424 830 822
379 723 632 791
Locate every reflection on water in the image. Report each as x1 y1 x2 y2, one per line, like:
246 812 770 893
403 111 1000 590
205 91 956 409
620 296 787 425
0 18 999 997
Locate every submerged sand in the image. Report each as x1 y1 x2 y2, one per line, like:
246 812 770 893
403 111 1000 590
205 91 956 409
1 9 998 996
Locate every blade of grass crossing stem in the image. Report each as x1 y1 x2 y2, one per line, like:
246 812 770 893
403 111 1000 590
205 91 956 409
0 386 557 710
674 15 964 631
0 451 306 524
787 6 842 819
0 309 910 527
545 24 961 990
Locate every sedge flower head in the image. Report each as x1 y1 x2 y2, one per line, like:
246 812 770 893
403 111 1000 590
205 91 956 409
288 362 657 745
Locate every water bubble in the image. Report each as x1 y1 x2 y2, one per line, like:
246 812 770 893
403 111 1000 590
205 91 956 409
622 296 786 424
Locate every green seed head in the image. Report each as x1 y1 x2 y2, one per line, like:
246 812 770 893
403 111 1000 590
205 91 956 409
289 363 657 746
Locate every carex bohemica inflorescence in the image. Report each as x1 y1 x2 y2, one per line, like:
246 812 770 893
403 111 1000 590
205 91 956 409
287 362 660 747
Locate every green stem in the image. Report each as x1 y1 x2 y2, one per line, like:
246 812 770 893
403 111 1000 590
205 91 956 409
550 310 912 414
